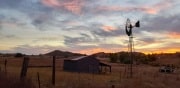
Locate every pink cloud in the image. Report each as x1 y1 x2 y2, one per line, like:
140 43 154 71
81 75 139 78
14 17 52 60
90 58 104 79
154 0 173 10
41 0 84 14
96 6 158 14
101 25 117 32
96 0 174 14
146 0 173 14
167 32 180 38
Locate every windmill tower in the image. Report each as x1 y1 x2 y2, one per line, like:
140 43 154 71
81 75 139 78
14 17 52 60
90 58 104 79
125 18 140 78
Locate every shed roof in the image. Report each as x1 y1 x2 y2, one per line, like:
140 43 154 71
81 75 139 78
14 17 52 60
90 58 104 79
71 56 87 60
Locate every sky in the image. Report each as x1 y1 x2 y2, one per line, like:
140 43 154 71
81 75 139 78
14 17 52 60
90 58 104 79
0 0 180 55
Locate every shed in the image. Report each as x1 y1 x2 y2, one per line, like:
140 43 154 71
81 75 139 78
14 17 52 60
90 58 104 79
63 55 111 73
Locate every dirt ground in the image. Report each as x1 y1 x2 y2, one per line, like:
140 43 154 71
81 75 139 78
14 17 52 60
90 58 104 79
0 55 180 88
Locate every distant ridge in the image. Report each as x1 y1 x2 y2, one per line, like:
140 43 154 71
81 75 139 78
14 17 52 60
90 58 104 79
91 52 110 58
45 50 85 57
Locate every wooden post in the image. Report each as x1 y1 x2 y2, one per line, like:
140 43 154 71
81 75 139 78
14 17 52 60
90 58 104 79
20 57 29 79
37 72 41 88
4 59 7 74
52 56 56 85
78 72 80 88
111 85 115 88
100 65 102 73
119 71 121 83
110 66 111 73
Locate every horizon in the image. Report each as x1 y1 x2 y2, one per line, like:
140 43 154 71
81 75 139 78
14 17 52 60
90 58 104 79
0 49 179 56
0 0 180 55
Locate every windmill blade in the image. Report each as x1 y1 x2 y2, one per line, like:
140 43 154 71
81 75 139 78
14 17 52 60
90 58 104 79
125 25 132 36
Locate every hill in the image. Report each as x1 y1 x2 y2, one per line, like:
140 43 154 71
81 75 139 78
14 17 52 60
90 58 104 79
45 50 85 57
91 52 110 58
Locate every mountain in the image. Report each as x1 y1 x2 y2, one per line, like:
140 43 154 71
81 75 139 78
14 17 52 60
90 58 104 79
45 50 85 57
91 52 110 58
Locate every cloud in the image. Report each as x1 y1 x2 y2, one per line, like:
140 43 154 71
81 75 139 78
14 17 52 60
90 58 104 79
63 32 126 54
0 33 20 41
78 47 125 55
40 0 170 15
0 8 37 30
167 32 180 38
136 36 180 53
4 34 19 39
142 14 180 33
101 25 117 32
95 0 175 15
153 0 174 11
41 0 84 14
0 0 179 55
79 48 113 55
31 14 52 30
96 6 158 15
90 25 124 37
0 44 67 55
64 33 99 46
33 36 61 43
137 37 158 44
0 0 23 8
137 47 180 54
11 45 54 54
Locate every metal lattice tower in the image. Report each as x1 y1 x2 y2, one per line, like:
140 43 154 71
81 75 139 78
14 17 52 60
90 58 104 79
125 18 140 78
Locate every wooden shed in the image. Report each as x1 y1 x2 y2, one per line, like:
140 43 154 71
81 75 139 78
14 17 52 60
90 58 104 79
63 55 111 73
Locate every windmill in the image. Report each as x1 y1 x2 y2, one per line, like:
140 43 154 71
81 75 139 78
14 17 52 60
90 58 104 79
125 18 140 78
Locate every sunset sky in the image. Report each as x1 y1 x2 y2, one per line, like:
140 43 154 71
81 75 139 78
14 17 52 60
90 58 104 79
0 0 180 55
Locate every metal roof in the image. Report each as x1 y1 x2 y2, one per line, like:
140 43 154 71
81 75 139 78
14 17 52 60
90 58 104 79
71 56 87 60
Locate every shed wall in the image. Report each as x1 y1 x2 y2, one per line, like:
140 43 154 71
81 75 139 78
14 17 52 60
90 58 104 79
63 56 100 73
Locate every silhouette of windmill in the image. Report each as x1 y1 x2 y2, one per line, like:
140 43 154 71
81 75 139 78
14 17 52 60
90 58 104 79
125 18 140 78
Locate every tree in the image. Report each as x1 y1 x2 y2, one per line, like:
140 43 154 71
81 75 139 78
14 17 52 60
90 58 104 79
147 54 157 62
109 53 118 63
15 53 24 57
118 52 131 64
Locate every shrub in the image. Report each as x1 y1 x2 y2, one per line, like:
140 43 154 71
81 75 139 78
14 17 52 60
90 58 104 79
147 54 157 62
14 53 24 58
109 53 118 63
118 52 130 64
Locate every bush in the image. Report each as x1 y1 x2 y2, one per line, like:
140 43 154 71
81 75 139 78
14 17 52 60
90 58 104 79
108 52 157 64
14 53 24 58
147 54 157 62
109 53 118 63
118 52 131 64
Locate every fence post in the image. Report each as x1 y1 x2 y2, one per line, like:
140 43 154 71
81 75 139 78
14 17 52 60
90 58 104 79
52 56 56 85
37 72 41 88
4 58 7 74
111 85 115 88
20 57 29 79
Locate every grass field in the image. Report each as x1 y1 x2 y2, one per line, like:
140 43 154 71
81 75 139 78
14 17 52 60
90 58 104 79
0 55 180 88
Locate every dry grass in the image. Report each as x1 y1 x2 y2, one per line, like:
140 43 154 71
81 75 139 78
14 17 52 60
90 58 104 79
0 56 180 88
0 72 35 88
